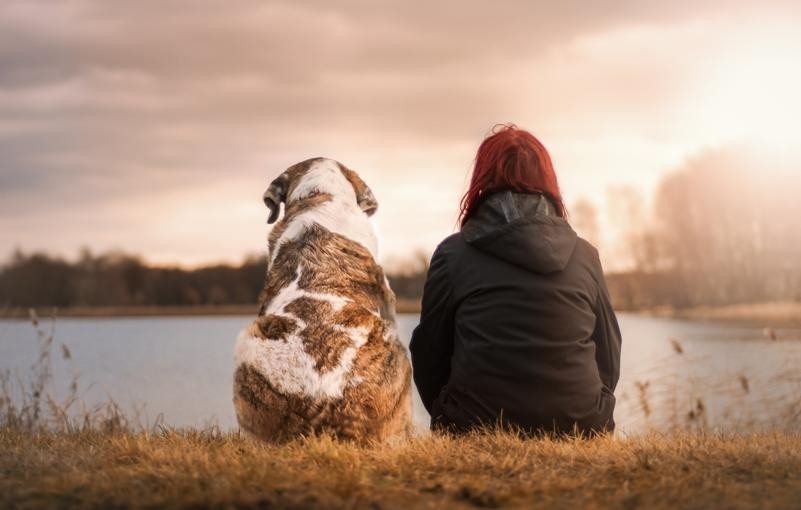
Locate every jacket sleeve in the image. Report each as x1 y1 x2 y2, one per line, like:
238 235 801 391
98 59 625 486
409 244 456 414
592 267 622 392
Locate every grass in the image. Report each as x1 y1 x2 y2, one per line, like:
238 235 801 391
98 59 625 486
2 427 801 509
0 310 146 433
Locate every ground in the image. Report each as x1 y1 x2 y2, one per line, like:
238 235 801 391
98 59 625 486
2 427 801 509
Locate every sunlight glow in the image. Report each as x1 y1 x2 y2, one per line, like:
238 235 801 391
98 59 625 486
687 32 801 151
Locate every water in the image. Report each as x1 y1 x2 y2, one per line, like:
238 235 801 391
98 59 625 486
1 313 800 434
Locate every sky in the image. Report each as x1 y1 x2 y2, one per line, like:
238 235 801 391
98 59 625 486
1 0 800 270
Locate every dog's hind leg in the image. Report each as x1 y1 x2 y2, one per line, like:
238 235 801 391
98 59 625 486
233 364 294 443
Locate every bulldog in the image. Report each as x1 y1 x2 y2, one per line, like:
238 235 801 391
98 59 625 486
233 157 412 443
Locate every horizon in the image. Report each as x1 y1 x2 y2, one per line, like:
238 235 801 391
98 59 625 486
2 1 800 271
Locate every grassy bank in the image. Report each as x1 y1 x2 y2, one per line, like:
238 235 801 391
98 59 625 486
0 299 423 319
1 427 800 509
0 304 258 319
4 301 799 323
643 301 801 326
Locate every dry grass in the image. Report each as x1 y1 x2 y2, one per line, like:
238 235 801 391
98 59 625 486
0 310 152 434
1 427 800 509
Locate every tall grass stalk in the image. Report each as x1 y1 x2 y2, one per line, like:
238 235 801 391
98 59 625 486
0 309 161 433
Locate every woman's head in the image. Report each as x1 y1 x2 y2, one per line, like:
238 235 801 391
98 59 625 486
459 124 566 226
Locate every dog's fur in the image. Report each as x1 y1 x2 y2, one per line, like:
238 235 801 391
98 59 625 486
233 157 412 444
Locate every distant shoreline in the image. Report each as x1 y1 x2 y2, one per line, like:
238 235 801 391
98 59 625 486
637 301 801 326
2 300 799 325
0 299 424 319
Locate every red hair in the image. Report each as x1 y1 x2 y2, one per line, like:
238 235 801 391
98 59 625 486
459 124 566 227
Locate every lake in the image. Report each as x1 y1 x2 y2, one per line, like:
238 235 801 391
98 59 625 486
1 313 800 434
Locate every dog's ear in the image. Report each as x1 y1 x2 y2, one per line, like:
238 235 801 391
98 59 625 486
263 171 290 224
339 166 378 216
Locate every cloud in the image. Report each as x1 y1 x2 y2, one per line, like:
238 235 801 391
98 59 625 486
1 0 799 265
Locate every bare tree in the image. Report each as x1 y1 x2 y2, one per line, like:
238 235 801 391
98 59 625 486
652 147 801 306
571 198 601 250
607 185 659 273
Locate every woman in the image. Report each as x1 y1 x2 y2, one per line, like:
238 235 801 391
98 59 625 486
410 124 621 436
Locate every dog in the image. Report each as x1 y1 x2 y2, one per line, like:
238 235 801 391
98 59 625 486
233 157 412 444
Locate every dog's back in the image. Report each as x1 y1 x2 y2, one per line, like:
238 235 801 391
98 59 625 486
233 158 411 443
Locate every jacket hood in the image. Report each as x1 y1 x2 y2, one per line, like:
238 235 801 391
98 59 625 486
461 191 578 274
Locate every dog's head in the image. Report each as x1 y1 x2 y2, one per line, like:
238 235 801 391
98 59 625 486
263 158 378 224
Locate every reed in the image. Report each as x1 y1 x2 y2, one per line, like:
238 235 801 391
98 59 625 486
0 310 160 434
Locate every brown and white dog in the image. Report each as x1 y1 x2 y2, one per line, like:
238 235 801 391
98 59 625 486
233 157 412 444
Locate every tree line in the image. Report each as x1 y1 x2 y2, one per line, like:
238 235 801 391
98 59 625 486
604 146 801 309
0 249 427 310
2 146 798 311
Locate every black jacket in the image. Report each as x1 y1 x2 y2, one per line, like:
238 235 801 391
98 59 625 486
409 191 621 435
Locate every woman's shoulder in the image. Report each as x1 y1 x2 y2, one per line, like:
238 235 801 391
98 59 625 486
437 232 463 249
432 232 471 260
571 236 607 287
425 233 467 271
574 236 601 262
